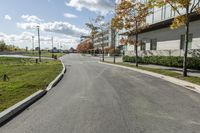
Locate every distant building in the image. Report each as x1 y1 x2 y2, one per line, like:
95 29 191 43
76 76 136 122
93 28 116 50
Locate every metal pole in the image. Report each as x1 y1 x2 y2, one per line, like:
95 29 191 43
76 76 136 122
37 26 41 62
51 37 54 58
32 36 34 55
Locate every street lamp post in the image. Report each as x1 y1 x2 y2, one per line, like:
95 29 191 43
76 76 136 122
51 37 54 58
32 36 34 55
37 26 41 62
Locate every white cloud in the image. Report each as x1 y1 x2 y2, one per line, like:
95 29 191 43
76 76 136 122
64 13 77 18
65 0 115 15
21 15 43 22
0 32 79 49
17 21 88 36
4 15 12 21
0 32 34 42
0 32 35 49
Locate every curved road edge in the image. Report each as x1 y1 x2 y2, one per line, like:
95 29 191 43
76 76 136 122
0 58 66 126
46 59 66 91
99 61 200 94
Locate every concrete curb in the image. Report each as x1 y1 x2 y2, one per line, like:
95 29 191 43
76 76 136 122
0 90 47 126
0 59 66 126
46 60 66 91
99 62 200 94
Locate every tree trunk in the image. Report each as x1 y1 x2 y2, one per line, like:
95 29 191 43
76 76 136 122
114 46 116 64
102 46 104 62
101 33 105 62
92 36 94 56
113 31 116 64
135 33 139 67
183 7 190 77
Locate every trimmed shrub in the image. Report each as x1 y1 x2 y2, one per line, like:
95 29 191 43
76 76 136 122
123 55 200 70
108 48 120 56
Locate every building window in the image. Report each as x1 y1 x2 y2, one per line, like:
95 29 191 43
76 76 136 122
150 39 157 50
153 7 162 22
124 45 127 51
140 42 146 51
180 34 193 50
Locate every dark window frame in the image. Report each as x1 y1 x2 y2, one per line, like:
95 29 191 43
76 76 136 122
150 39 157 50
140 42 146 51
180 33 193 50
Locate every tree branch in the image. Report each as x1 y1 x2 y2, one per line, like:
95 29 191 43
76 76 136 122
167 2 182 16
190 0 200 12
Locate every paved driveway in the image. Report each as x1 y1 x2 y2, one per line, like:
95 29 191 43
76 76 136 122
1 54 200 133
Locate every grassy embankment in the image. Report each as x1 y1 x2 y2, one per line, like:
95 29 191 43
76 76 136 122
24 51 65 58
0 57 62 112
104 61 200 86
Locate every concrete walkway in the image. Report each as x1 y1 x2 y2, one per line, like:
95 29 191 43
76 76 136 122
103 56 200 77
136 64 200 77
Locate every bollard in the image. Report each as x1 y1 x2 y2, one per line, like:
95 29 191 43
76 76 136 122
3 74 9 81
54 55 57 60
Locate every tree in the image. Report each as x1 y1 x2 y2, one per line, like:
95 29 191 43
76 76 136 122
148 0 200 76
86 16 109 62
116 0 149 67
76 39 93 53
85 21 98 55
111 14 124 63
0 41 7 51
95 16 110 62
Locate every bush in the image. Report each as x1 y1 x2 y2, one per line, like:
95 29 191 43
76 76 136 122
108 48 120 56
123 56 200 70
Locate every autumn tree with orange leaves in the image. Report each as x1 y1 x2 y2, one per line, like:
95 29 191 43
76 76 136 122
115 0 149 67
76 39 93 53
111 14 124 63
148 0 200 76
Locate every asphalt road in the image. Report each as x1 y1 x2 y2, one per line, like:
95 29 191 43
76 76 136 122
1 54 200 133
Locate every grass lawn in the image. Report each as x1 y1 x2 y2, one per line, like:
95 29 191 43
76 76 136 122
0 57 63 112
104 61 200 86
24 51 65 58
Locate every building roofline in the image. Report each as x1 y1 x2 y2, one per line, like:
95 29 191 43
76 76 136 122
120 13 200 36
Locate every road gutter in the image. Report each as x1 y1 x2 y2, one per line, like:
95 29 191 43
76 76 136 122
99 62 200 94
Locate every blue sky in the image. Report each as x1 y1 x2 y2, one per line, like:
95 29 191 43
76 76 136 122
0 0 115 49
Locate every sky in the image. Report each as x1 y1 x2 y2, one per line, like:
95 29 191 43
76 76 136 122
0 0 116 49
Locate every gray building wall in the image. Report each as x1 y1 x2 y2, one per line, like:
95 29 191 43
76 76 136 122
125 20 200 57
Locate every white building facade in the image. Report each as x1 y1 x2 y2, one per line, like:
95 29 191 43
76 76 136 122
123 0 200 57
93 28 116 50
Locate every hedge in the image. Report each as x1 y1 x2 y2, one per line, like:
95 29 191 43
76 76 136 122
123 56 200 70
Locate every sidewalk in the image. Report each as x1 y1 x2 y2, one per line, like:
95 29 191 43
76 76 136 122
135 64 200 77
103 56 200 77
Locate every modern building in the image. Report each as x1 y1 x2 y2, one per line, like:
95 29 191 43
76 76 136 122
93 28 116 50
122 0 200 57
